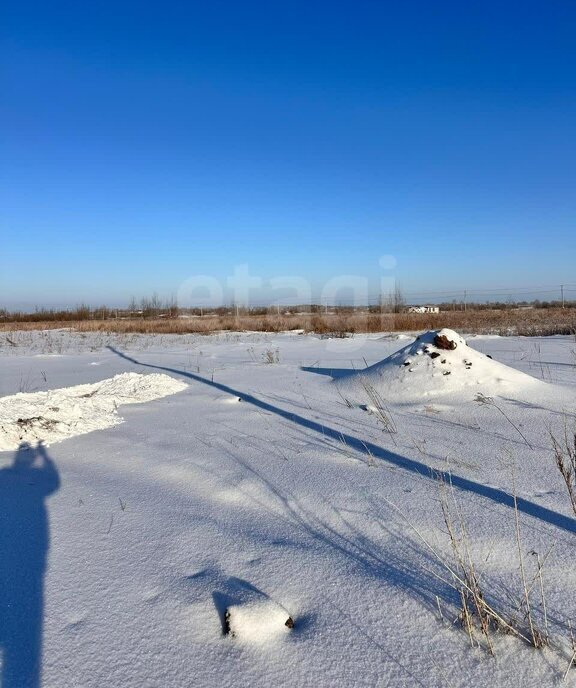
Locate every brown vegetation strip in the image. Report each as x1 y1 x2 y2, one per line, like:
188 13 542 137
0 308 575 336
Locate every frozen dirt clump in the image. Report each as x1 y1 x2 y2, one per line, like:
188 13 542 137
226 598 294 643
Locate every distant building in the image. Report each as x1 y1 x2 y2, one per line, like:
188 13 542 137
407 305 440 314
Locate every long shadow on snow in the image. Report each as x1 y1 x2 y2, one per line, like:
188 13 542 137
219 442 457 604
107 346 576 535
0 442 60 688
182 444 445 686
300 366 351 379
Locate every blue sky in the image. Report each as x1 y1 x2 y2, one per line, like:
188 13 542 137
2 0 575 308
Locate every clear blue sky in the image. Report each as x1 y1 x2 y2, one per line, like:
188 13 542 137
2 0 575 308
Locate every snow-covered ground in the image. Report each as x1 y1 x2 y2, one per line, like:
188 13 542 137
1 329 575 687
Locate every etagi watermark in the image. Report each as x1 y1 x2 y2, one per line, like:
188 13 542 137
176 256 399 312
176 256 401 351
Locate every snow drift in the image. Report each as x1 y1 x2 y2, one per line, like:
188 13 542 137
0 372 187 451
336 328 544 404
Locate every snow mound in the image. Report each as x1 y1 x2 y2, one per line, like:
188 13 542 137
0 372 187 451
336 328 544 404
226 598 294 643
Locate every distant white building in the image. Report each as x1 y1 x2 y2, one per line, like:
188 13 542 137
407 305 440 314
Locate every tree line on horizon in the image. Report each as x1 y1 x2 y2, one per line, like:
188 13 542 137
1 295 574 323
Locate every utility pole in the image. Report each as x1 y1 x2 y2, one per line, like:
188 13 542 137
561 284 565 308
463 290 467 312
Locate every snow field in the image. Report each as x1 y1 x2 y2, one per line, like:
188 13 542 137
0 329 575 687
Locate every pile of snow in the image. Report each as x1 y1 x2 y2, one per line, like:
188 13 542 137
0 372 187 451
336 328 544 404
226 598 293 643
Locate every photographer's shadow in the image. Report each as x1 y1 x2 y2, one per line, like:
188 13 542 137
0 442 60 688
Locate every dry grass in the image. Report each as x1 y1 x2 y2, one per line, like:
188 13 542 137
550 418 576 517
0 308 575 336
436 474 550 654
475 392 534 449
359 378 398 442
385 475 551 656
